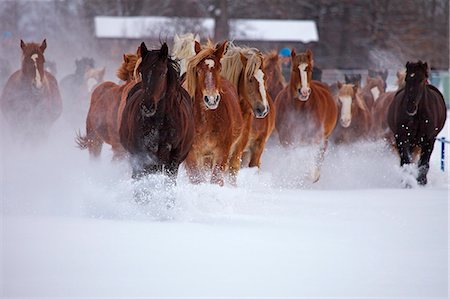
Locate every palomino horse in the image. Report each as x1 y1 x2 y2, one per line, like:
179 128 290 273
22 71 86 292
330 82 372 143
0 39 62 138
263 51 286 103
361 75 384 111
221 45 275 168
184 41 244 186
372 71 406 140
77 53 139 159
388 61 446 185
120 42 194 180
275 49 337 182
172 33 200 78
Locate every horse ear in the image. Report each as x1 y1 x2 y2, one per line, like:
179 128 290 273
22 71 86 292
306 49 313 60
344 74 349 83
20 39 26 50
353 84 358 93
123 54 129 63
140 42 148 57
356 74 362 81
194 40 202 54
406 61 410 68
194 34 200 42
290 48 296 59
40 39 47 52
337 81 343 89
160 43 168 58
136 45 141 57
215 41 227 58
99 67 106 79
239 53 247 67
382 69 388 80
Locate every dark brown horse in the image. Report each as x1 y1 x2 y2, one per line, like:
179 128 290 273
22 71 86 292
388 61 446 185
263 51 285 103
330 82 372 143
77 53 139 159
221 45 276 169
183 40 244 186
120 42 194 180
0 39 62 138
275 49 338 182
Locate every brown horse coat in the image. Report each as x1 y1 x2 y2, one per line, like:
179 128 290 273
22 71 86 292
263 52 285 103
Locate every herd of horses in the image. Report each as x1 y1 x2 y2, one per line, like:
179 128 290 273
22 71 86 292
0 36 447 187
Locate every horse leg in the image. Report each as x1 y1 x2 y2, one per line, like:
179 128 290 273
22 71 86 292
87 130 103 159
311 138 328 183
164 161 179 185
417 140 435 185
248 139 265 168
211 152 227 186
184 156 205 184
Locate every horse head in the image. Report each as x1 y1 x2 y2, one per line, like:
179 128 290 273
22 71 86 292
188 40 227 110
405 61 428 116
337 82 359 128
138 42 171 117
290 49 313 101
365 76 384 101
239 51 269 118
344 74 362 88
20 39 46 89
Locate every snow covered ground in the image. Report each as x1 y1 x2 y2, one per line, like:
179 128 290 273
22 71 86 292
1 113 448 298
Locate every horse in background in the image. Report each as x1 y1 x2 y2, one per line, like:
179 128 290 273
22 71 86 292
221 44 275 168
330 82 372 143
368 69 388 92
0 39 62 140
263 51 286 103
120 42 194 181
361 75 384 111
345 74 362 88
59 57 97 127
372 70 406 140
275 49 337 182
85 67 106 92
77 53 139 160
184 40 244 186
388 61 446 185
172 33 200 79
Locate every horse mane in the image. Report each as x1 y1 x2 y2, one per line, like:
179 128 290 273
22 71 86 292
185 41 216 97
221 44 263 89
116 53 139 82
172 33 198 60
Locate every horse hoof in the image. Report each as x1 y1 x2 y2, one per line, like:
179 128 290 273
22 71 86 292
417 177 427 186
310 168 320 183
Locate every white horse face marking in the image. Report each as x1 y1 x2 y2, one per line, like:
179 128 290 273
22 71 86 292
370 86 380 100
298 63 311 101
338 95 352 127
253 69 269 118
31 53 43 89
204 59 215 69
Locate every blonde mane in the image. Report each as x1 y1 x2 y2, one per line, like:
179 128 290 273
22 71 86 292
221 44 263 89
185 41 217 98
172 33 199 76
116 53 139 82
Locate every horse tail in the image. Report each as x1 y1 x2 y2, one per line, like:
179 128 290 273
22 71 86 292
75 130 89 149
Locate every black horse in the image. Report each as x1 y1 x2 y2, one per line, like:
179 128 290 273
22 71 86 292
388 61 446 185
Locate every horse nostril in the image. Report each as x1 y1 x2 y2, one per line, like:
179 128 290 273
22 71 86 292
215 95 221 102
204 96 209 103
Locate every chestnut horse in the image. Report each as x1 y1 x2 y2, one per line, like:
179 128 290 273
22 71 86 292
172 33 200 78
263 51 286 103
388 61 446 185
184 41 244 186
221 45 275 168
77 53 139 159
361 76 384 111
368 69 388 92
275 49 337 182
0 39 62 138
372 71 406 140
120 43 194 180
330 82 372 143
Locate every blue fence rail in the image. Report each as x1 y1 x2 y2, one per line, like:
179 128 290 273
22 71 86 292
436 137 449 171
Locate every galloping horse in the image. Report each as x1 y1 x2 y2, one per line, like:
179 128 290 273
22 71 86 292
388 61 446 185
221 45 275 168
344 74 362 88
172 33 200 78
330 82 372 143
372 71 406 140
0 39 62 138
263 51 285 103
368 69 388 92
184 41 244 186
77 53 139 159
275 49 337 182
120 43 194 180
361 75 384 111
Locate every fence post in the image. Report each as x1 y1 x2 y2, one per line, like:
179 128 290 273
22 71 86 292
441 137 446 171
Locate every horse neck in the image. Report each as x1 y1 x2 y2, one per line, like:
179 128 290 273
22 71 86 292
237 73 253 113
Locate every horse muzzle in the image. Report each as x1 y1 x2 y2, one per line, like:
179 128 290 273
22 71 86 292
253 103 269 118
297 87 311 101
141 102 157 117
340 118 351 128
203 94 221 110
